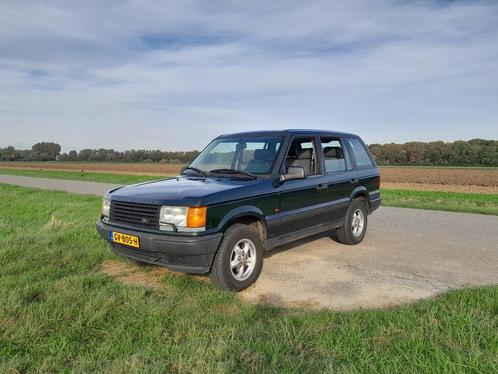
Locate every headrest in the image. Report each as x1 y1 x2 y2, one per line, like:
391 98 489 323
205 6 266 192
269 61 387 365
324 146 343 159
253 149 274 161
298 149 313 159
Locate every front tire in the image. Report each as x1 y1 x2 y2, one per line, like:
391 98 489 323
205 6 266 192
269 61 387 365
210 224 263 291
336 198 368 245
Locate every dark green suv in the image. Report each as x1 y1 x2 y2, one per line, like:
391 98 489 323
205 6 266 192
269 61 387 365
97 130 381 291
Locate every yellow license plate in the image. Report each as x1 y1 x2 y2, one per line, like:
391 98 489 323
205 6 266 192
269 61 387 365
111 231 140 248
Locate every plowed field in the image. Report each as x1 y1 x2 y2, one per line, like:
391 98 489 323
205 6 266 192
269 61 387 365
1 162 497 193
0 162 182 176
380 166 498 193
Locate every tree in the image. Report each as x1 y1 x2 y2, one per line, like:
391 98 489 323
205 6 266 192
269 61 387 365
31 142 61 161
68 150 78 161
368 139 498 166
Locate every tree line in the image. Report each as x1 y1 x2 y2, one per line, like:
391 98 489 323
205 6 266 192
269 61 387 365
0 142 62 162
58 149 200 164
0 143 199 164
0 139 496 166
369 139 497 167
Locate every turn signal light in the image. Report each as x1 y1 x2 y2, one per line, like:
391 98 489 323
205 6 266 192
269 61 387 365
187 207 207 228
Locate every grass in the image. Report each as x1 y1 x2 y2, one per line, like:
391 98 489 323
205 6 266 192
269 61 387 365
382 189 498 215
380 165 498 170
0 167 163 184
2 167 498 216
0 184 497 372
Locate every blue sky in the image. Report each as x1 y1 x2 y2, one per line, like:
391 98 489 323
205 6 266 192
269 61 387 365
0 0 497 151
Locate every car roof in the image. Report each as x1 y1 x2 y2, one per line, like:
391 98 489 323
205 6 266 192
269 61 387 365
217 129 358 139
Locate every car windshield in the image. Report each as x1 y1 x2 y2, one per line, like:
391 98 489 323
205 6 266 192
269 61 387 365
189 137 283 176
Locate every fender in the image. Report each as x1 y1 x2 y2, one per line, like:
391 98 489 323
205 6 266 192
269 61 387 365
349 185 368 201
217 205 267 232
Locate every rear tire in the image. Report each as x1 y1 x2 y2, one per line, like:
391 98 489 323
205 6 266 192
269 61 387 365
210 224 263 291
336 198 368 245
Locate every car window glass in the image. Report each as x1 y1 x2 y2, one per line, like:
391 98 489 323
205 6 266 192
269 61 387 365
201 142 237 170
241 142 267 164
300 142 314 150
285 137 317 176
348 138 373 168
320 137 346 173
190 137 282 175
241 141 281 173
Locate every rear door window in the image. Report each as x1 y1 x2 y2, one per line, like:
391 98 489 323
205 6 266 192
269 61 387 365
347 138 373 168
320 137 346 173
285 137 319 176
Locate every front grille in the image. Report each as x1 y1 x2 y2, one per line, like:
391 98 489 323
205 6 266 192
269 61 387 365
110 200 160 230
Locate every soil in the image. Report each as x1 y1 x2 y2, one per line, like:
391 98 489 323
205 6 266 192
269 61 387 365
0 162 182 176
99 205 498 311
380 166 498 188
2 162 497 193
381 182 498 194
101 260 209 289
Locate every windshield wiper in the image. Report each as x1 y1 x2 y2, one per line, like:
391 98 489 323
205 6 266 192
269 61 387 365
209 169 257 180
181 167 208 178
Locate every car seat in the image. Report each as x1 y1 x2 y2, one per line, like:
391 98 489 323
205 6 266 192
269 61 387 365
245 149 275 173
323 146 345 172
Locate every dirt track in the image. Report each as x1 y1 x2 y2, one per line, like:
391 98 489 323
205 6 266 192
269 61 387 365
380 166 498 188
1 174 497 310
240 208 498 310
381 182 498 194
0 161 182 176
2 162 497 193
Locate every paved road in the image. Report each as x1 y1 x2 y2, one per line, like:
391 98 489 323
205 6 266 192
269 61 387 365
2 174 498 310
0 174 122 196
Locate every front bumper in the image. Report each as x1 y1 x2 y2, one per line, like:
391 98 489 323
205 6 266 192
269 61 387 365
96 220 223 274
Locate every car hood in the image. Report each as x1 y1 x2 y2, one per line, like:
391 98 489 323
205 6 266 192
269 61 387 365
109 176 267 206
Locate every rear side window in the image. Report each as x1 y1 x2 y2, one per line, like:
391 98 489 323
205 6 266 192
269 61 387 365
285 137 318 176
348 138 373 168
320 137 346 173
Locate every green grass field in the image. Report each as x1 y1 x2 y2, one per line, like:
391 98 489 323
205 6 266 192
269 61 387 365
0 167 162 184
0 183 497 372
382 189 498 215
380 165 498 170
1 168 497 216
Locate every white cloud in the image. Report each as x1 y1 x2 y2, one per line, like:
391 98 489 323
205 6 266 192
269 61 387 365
0 0 497 151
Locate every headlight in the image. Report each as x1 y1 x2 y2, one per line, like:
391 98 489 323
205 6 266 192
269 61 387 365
160 206 187 228
102 198 110 221
160 206 207 232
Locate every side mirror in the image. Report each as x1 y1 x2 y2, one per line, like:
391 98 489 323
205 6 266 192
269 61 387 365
180 166 187 174
280 166 306 183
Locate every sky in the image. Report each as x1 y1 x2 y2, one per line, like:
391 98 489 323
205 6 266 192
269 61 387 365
1 0 497 152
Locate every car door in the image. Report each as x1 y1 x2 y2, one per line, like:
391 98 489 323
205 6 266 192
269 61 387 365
318 136 356 223
268 136 326 238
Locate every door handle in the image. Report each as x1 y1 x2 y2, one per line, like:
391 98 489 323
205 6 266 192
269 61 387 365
350 178 359 184
316 184 328 191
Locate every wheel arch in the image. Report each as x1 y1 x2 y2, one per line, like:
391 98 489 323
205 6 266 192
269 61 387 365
349 186 369 202
217 206 268 244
